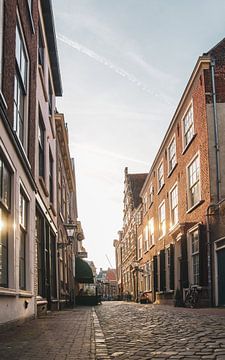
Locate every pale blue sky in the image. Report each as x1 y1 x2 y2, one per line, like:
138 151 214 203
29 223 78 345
53 0 225 270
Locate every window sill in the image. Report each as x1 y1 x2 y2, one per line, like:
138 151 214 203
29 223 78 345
39 176 49 197
149 244 155 249
182 134 196 155
0 288 17 297
18 291 33 298
186 200 204 214
158 234 166 241
167 162 178 178
169 222 179 233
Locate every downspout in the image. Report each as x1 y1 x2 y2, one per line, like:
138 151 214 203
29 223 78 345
206 204 214 307
211 59 220 202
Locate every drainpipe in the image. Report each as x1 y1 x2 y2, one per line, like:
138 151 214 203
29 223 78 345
211 59 220 202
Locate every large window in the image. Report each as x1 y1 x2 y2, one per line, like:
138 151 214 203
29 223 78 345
190 230 199 285
144 224 149 252
170 184 178 227
157 161 164 191
19 191 28 290
187 155 200 208
14 22 28 147
159 201 166 238
183 105 194 148
149 217 154 247
38 112 45 178
38 24 44 69
0 157 11 288
168 137 176 173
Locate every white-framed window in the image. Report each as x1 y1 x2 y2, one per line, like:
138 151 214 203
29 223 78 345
143 193 148 213
149 183 154 205
0 0 4 90
14 18 29 148
183 104 194 149
149 217 154 247
136 209 142 226
169 184 178 228
168 136 176 174
19 190 28 290
138 235 142 259
187 154 200 209
159 201 166 238
144 224 149 252
190 229 199 285
157 161 164 191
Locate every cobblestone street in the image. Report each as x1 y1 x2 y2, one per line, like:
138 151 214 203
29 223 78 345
1 302 225 359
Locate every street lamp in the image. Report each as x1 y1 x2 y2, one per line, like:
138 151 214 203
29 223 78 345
57 221 77 249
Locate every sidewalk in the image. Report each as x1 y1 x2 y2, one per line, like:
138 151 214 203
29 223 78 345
0 307 96 360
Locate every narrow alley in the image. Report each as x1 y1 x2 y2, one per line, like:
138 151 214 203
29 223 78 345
1 302 225 360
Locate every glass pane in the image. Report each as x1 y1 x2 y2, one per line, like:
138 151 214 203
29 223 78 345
19 230 26 289
2 164 10 208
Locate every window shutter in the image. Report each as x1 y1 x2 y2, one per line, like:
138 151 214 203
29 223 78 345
199 224 208 286
181 235 189 288
160 249 166 291
170 244 175 290
153 255 158 292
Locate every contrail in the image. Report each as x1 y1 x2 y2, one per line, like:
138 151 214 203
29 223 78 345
57 33 158 96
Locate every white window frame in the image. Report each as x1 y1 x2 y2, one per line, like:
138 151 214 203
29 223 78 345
169 183 178 229
186 153 201 210
158 200 166 239
168 135 177 175
138 235 143 259
182 101 195 150
149 183 154 205
157 160 164 192
143 193 148 214
188 226 200 286
143 224 149 252
149 217 154 247
14 12 30 152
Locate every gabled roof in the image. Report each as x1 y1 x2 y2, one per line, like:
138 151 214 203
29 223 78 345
128 173 148 208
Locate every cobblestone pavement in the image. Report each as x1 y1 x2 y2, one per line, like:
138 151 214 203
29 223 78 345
1 303 225 360
95 302 225 360
0 307 95 360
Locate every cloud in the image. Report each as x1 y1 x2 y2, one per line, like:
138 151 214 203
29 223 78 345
57 33 170 101
74 142 149 166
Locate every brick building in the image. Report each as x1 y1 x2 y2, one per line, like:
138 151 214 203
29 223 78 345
0 0 38 325
116 38 225 307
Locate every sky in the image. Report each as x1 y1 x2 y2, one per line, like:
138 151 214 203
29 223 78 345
52 0 225 271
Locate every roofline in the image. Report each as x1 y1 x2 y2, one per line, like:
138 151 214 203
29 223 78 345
40 0 62 96
140 55 211 196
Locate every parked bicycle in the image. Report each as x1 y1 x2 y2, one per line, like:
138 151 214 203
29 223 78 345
184 285 201 308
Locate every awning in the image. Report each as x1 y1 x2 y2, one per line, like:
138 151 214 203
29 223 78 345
75 257 94 283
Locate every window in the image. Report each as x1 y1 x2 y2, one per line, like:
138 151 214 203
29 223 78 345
159 201 166 238
190 230 199 285
187 155 200 208
170 184 178 227
136 210 142 225
144 224 149 252
49 150 54 204
138 235 142 259
48 74 53 115
183 105 194 148
0 0 4 89
149 218 154 247
0 156 11 288
166 247 170 291
143 194 148 213
149 183 154 205
19 191 28 290
157 161 164 191
14 22 29 146
38 25 44 69
168 137 176 173
38 112 45 178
